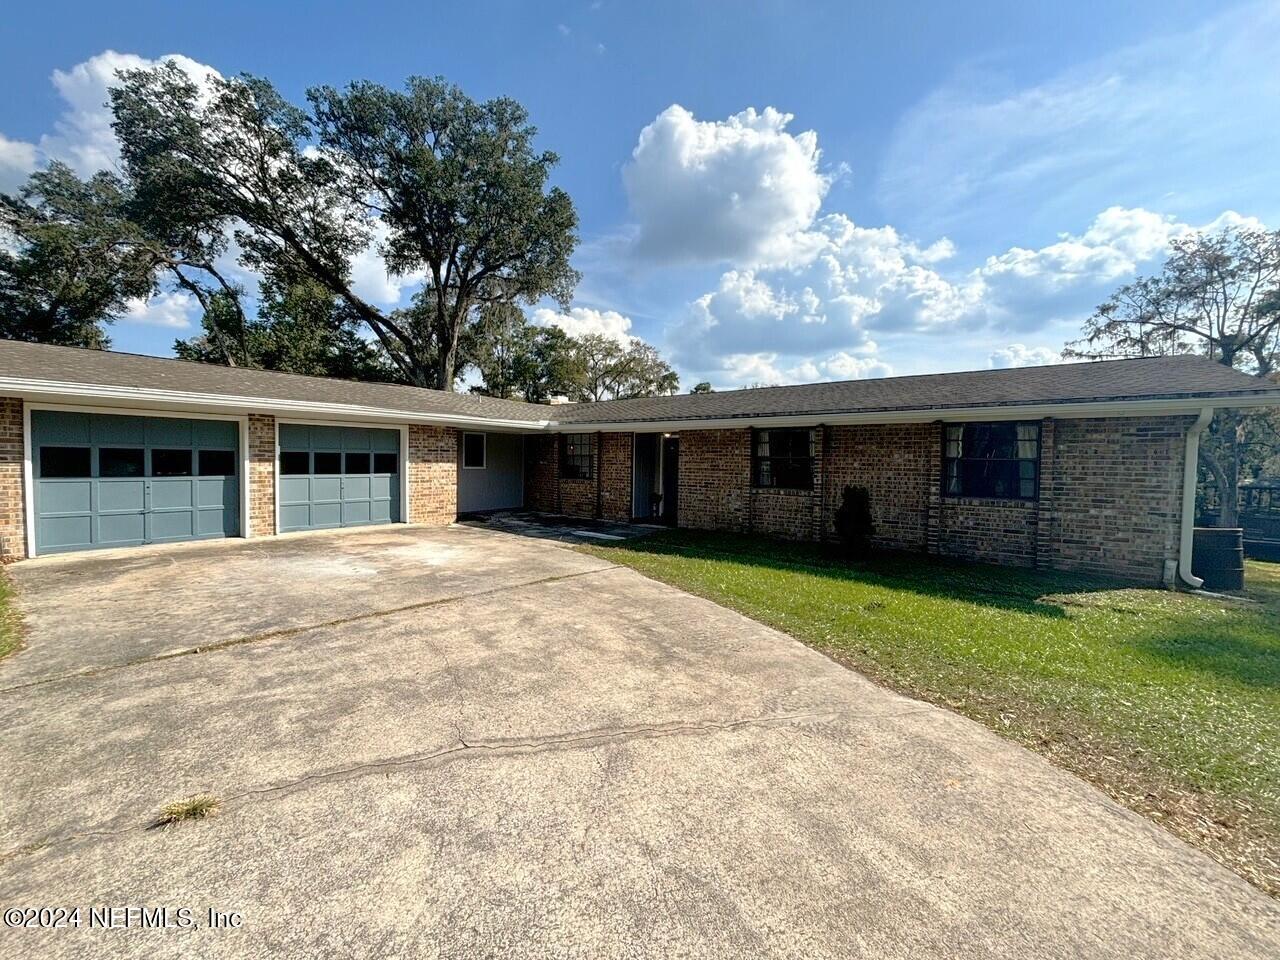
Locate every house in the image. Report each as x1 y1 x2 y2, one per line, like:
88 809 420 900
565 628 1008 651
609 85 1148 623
2 339 1278 585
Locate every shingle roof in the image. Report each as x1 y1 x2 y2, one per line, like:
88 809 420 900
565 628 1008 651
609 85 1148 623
0 339 547 422
555 355 1280 424
1 339 1276 428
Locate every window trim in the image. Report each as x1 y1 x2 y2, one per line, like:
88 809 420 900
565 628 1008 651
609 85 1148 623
941 420 1041 502
751 427 816 491
461 432 487 470
560 433 594 481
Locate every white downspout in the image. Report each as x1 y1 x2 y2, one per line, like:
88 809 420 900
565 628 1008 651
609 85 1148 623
1178 407 1215 589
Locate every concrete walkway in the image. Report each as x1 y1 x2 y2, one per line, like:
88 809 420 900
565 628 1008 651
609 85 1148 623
0 525 1276 959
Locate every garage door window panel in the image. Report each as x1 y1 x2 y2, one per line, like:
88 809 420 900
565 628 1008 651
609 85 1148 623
197 449 236 476
100 448 145 477
151 448 193 477
40 446 92 478
314 451 341 474
345 452 371 474
280 451 310 475
373 452 397 474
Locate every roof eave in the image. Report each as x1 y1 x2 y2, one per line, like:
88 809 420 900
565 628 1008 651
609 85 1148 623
549 392 1280 432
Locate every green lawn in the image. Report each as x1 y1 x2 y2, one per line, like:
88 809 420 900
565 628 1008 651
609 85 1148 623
0 570 18 662
580 530 1280 897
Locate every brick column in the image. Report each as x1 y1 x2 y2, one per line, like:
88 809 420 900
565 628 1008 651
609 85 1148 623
247 414 277 537
0 397 27 560
1034 418 1056 569
408 425 458 524
925 420 942 555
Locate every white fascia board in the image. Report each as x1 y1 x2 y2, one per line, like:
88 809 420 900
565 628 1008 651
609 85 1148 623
0 378 551 432
552 394 1280 433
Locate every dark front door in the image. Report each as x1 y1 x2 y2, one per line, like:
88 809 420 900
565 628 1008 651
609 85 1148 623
661 435 680 527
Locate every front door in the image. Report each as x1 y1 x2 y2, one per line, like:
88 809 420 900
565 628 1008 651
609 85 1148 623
661 435 680 527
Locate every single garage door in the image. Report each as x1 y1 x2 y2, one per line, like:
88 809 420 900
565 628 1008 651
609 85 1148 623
278 424 401 532
32 410 240 555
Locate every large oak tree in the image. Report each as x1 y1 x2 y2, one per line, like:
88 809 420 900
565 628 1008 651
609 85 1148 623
110 64 579 389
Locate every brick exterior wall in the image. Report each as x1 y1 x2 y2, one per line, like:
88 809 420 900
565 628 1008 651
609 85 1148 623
677 428 751 532
599 432 633 522
558 432 598 519
0 398 26 560
525 434 560 513
1039 416 1190 581
247 413 276 538
659 416 1189 584
408 425 458 525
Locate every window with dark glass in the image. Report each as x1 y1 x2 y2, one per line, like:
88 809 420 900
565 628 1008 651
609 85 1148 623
462 433 486 469
280 451 310 475
373 452 398 474
752 428 814 490
198 449 236 476
99 448 145 477
39 446 91 478
344 452 371 474
151 448 192 477
943 422 1040 500
561 433 592 480
313 451 341 474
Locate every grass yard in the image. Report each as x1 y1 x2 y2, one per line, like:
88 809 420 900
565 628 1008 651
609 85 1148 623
0 570 18 662
580 530 1280 897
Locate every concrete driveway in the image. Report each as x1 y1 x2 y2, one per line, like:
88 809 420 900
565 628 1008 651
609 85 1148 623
0 525 1276 959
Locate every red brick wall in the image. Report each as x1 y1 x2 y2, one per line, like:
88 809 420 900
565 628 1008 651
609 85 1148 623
525 434 560 512
1040 416 1189 581
0 397 26 560
822 423 933 551
678 428 750 532
247 413 276 538
408 425 458 525
937 498 1039 565
600 433 633 522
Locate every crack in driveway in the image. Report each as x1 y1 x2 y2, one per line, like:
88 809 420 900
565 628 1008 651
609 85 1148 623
0 706 935 865
0 564 618 696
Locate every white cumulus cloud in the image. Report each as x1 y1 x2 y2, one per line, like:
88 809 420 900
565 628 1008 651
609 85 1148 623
121 291 197 329
531 306 635 345
0 134 38 193
623 105 834 267
987 344 1063 368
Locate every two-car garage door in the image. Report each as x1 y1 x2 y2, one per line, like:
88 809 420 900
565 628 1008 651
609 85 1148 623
32 410 240 555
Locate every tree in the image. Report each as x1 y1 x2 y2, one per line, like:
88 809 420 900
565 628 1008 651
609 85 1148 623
0 162 155 348
690 381 713 394
572 334 679 401
1065 226 1280 525
111 64 579 390
469 304 588 402
174 276 400 381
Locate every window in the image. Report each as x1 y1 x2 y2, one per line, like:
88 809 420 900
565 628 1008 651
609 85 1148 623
40 446 91 478
280 451 310 475
344 452 371 474
943 422 1040 500
462 433 486 469
151 448 192 477
373 452 398 474
752 428 814 490
198 450 236 476
313 451 341 474
100 448 145 478
560 433 592 480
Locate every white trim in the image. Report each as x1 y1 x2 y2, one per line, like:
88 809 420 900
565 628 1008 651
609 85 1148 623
5 375 1278 437
1178 407 1215 589
21 402 251 558
0 377 550 431
556 395 1280 434
274 416 411 528
461 432 487 470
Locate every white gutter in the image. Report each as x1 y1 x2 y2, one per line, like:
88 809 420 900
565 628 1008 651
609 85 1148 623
557 394 1280 433
0 377 551 432
1178 406 1215 589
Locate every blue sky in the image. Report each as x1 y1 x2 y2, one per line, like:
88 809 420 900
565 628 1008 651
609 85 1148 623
2 1 1277 387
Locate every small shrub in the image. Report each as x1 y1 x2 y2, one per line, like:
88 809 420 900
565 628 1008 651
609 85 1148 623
153 794 221 828
833 485 875 560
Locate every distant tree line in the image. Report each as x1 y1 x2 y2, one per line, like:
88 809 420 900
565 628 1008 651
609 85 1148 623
0 64 678 401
